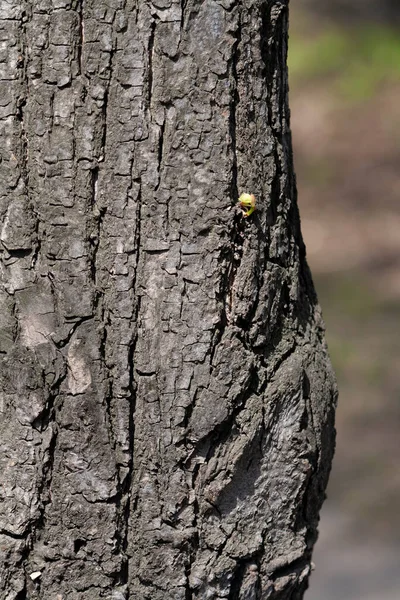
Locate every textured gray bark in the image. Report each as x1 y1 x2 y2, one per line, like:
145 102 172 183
0 1 336 599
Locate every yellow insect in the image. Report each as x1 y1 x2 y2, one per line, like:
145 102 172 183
238 193 256 218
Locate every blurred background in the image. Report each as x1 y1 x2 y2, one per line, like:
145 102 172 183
288 2 400 599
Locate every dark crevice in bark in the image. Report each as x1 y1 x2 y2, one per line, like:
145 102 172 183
221 0 239 14
185 572 193 600
91 167 99 206
77 0 84 75
100 83 110 159
270 555 310 582
15 96 27 127
223 9 244 320
31 208 42 269
113 182 142 592
100 86 109 158
261 2 288 126
52 315 94 349
28 371 65 548
227 560 246 599
31 379 63 431
179 380 197 436
229 14 240 205
180 0 188 35
16 6 38 270
228 558 261 600
0 529 27 540
115 327 139 588
135 368 156 377
90 164 99 205
22 388 62 577
14 584 27 600
262 10 289 261
3 247 32 259
11 296 21 343
88 166 105 296
268 162 280 228
261 2 290 232
34 426 59 524
210 11 248 366
147 20 156 109
99 36 116 160
155 118 165 191
73 538 87 553
102 315 116 451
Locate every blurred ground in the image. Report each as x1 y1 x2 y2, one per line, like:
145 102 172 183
288 3 400 599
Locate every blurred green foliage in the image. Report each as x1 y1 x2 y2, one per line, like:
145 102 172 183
314 273 397 387
288 24 400 100
315 273 380 321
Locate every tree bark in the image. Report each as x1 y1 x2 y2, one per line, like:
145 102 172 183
0 1 336 599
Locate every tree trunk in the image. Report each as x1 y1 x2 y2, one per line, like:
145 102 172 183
0 1 336 599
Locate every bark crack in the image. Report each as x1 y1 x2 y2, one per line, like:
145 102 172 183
77 0 85 75
147 20 156 109
155 117 166 191
113 181 142 592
